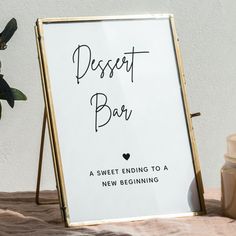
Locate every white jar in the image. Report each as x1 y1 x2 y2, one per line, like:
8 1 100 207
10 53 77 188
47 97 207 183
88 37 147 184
221 134 236 218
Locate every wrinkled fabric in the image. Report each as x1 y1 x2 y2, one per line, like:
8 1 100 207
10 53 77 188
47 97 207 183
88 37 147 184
0 189 235 236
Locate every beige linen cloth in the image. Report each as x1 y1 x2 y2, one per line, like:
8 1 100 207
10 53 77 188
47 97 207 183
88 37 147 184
0 189 235 236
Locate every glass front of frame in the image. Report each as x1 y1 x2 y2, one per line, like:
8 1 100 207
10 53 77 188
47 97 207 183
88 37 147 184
36 15 205 226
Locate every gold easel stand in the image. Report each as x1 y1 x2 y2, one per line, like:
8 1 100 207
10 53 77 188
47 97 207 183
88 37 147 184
35 108 59 205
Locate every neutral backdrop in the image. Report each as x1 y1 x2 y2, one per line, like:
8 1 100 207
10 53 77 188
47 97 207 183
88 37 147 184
0 0 235 192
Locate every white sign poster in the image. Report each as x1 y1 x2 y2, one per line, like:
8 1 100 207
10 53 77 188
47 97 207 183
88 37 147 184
36 15 205 226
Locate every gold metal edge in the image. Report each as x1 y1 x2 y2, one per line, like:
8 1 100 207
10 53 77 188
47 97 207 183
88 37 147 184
38 14 173 24
35 27 62 207
35 22 70 226
68 211 205 227
169 16 206 214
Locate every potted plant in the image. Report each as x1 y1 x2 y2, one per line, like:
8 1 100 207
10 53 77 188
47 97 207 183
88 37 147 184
0 18 27 119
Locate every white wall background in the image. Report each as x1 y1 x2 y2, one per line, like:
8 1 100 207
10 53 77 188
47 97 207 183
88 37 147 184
0 0 235 192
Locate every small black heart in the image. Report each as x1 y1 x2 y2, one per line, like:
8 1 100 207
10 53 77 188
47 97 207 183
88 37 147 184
123 153 130 160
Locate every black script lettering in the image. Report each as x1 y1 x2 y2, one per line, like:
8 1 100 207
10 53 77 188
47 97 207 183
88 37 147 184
90 93 132 132
72 44 91 84
72 44 149 84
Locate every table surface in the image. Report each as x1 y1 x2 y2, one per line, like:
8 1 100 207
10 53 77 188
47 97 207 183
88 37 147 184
0 189 235 236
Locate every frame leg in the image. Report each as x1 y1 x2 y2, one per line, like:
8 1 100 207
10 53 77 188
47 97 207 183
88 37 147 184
35 107 59 205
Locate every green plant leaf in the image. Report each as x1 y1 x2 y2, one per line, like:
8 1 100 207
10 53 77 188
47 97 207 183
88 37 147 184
0 18 17 50
0 101 1 119
0 88 27 101
10 88 27 100
0 74 14 107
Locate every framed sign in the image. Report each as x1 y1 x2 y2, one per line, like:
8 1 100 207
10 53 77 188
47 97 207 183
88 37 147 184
35 14 205 227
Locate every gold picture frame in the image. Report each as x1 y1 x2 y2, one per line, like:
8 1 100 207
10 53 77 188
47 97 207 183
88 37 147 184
35 14 206 227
